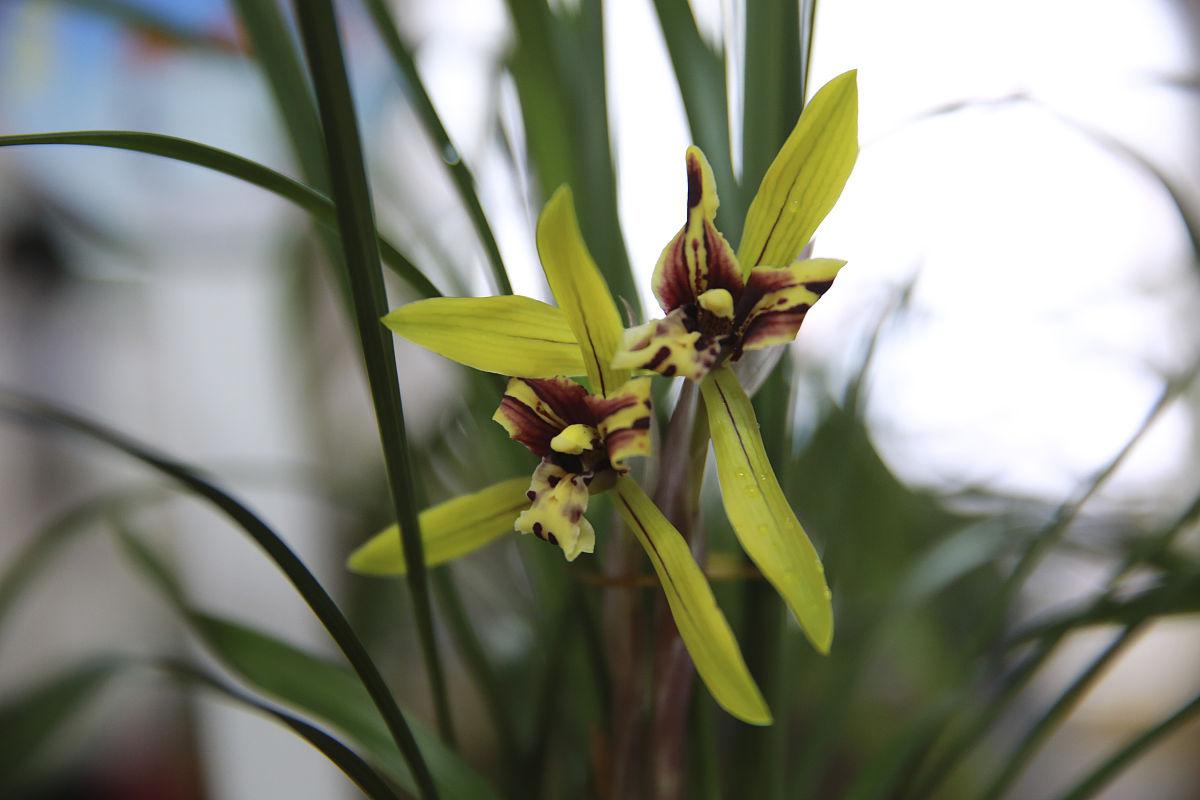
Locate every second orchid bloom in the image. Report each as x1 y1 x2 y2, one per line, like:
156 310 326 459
349 70 860 726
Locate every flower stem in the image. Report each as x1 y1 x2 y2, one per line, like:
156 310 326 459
649 383 711 800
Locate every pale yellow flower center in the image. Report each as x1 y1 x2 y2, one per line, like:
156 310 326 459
697 288 734 319
550 423 597 454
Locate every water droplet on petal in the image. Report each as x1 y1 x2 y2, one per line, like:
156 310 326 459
442 144 461 165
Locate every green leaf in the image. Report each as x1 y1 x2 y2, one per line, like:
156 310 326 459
700 365 833 653
115 530 498 800
613 477 770 725
361 0 512 295
291 0 452 755
738 70 859 271
741 0 803 237
536 186 629 396
349 477 531 575
382 297 586 378
1057 689 1200 800
156 660 401 800
503 0 641 316
0 659 119 787
651 0 739 238
0 131 439 298
226 0 329 192
0 390 436 797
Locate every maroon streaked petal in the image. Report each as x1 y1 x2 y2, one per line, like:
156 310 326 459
587 377 653 471
492 376 591 456
651 147 744 313
735 259 845 352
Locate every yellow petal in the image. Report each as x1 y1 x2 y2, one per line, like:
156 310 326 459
738 70 858 272
382 296 585 378
536 186 630 396
347 477 531 575
614 477 772 725
700 365 833 653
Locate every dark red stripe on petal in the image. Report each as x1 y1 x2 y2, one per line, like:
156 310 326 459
496 397 560 456
525 377 593 425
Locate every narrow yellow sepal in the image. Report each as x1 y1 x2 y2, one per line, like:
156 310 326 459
614 477 772 725
700 365 834 653
738 70 859 272
536 186 630 396
347 478 531 575
382 296 585 378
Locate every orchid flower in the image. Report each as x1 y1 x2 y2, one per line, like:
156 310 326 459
605 70 861 655
350 187 771 724
613 71 856 383
349 69 857 721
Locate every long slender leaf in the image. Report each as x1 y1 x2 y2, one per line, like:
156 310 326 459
503 0 640 314
0 656 402 800
157 660 402 800
741 0 803 224
361 0 512 295
0 391 437 799
650 0 739 237
0 132 439 297
227 0 329 191
904 367 1200 800
290 0 453 754
114 529 498 800
1057 689 1200 800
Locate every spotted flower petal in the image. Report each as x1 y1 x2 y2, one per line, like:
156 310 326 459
611 309 724 382
515 461 596 561
736 258 845 353
492 377 592 457
589 377 653 471
652 146 744 314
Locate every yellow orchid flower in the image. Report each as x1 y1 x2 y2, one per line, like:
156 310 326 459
349 186 770 725
613 70 858 383
492 374 651 560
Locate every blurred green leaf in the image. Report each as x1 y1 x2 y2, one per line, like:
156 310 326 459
115 529 499 800
0 656 402 800
362 0 512 295
0 659 118 788
650 0 739 237
0 390 436 796
741 0 803 226
156 660 402 800
0 132 439 297
1057 689 1200 800
504 0 640 315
